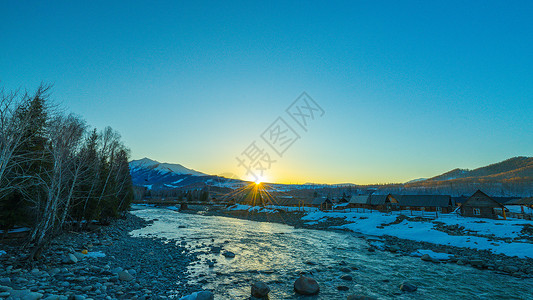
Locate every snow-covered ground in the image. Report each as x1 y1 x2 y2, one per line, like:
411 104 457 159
304 210 533 259
507 205 533 214
225 204 533 259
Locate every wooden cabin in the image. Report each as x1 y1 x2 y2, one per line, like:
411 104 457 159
368 194 398 211
394 195 455 213
347 195 370 209
460 190 506 219
320 198 333 210
504 197 533 220
304 197 333 210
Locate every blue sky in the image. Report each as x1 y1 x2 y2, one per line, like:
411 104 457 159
1 1 532 184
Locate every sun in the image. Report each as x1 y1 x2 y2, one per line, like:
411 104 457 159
255 180 262 185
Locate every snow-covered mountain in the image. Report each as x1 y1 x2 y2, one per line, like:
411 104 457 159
129 158 243 190
129 157 206 176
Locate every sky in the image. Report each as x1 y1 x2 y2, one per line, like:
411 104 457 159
1 1 532 184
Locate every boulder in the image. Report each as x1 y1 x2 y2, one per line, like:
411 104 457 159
251 281 270 298
22 292 44 300
222 251 235 258
0 285 12 292
118 270 134 281
421 254 432 261
337 285 349 291
0 278 11 286
294 276 320 295
62 253 78 264
340 275 353 281
399 282 417 292
388 245 400 253
470 259 485 268
340 267 351 273
504 266 519 273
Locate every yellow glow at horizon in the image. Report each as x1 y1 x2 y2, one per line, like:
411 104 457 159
247 174 267 185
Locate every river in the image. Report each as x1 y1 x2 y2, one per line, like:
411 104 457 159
130 208 532 299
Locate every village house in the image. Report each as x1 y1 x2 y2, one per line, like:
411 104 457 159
368 194 398 211
305 197 333 210
347 195 371 209
504 197 533 220
460 190 506 219
393 195 455 213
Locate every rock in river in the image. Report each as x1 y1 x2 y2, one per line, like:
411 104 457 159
399 282 418 292
222 251 235 258
340 275 353 281
251 281 270 298
294 276 320 295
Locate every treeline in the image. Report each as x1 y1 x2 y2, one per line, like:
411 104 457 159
139 187 210 202
0 85 133 256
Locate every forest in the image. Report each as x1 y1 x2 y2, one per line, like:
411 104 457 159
0 85 133 258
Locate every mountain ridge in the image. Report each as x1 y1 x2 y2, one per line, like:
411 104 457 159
129 156 532 196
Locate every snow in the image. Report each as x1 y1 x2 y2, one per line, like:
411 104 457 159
507 205 533 214
435 215 529 239
129 158 206 176
85 251 106 258
320 211 533 259
222 204 533 258
0 227 30 234
410 249 453 260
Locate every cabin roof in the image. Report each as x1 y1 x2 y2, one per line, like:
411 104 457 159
273 198 301 206
305 197 331 205
368 194 388 205
462 190 505 208
349 195 370 204
394 195 453 207
506 197 533 205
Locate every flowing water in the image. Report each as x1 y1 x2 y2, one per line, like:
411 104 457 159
130 208 533 299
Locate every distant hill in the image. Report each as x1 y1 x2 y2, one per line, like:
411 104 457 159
426 157 533 182
395 157 533 197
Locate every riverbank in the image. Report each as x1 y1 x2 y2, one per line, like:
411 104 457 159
0 213 200 299
178 204 533 279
